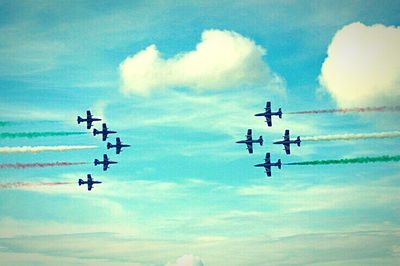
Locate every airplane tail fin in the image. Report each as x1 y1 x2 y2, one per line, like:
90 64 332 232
278 108 282 118
277 159 282 169
93 128 98 136
259 136 263 146
107 142 112 149
78 179 84 186
94 159 99 166
297 136 301 146
77 116 82 124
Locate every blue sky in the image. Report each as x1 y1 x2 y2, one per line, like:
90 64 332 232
0 1 399 265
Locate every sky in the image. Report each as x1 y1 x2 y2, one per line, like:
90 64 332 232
0 1 399 265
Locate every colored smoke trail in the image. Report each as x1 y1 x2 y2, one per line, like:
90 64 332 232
286 106 400 114
0 121 14 127
302 131 400 142
0 182 74 189
285 155 400 166
0 145 97 153
0 132 87 139
0 162 89 169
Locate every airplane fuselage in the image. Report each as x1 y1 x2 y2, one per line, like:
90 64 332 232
273 139 300 145
255 111 281 117
236 139 262 145
254 162 281 168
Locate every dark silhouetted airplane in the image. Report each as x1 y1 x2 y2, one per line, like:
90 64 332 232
94 154 117 171
78 174 102 191
254 152 282 177
77 110 101 129
236 129 263 154
107 137 130 154
255 101 282 127
93 123 116 141
273 129 301 155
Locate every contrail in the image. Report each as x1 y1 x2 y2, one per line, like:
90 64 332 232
0 162 89 169
285 155 400 166
0 132 87 139
0 120 59 126
0 182 74 189
0 145 97 153
286 106 400 115
302 131 400 142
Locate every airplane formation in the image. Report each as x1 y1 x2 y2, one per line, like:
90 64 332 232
236 101 301 177
77 110 130 191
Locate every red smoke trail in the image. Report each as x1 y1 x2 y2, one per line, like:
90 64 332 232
286 106 400 114
0 182 74 189
0 162 89 169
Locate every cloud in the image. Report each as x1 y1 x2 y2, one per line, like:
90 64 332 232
319 22 400 107
120 29 284 95
165 255 204 266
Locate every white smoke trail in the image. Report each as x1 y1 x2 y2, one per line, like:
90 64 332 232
0 145 97 153
302 131 400 141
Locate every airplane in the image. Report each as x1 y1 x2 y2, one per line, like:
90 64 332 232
94 154 117 171
254 152 282 177
273 129 301 155
107 137 130 154
254 101 282 127
235 129 263 154
78 174 102 191
93 123 117 141
77 110 101 129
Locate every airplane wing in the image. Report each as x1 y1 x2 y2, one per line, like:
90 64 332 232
103 154 108 161
116 137 121 145
116 145 121 154
265 101 271 112
284 130 290 141
86 110 91 118
284 144 291 155
86 121 92 129
265 116 272 127
102 123 107 131
87 174 92 182
246 129 252 140
103 164 107 171
246 143 253 154
265 153 271 163
88 183 93 191
265 165 271 177
102 134 107 141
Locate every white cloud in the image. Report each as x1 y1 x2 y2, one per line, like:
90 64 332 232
120 29 284 95
165 255 204 266
319 22 400 107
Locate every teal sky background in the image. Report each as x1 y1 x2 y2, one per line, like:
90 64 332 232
0 1 399 265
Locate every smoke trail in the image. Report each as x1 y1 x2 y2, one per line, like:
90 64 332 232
0 132 87 139
0 182 74 189
0 121 14 127
0 145 97 153
302 131 400 142
0 162 89 169
285 155 400 166
286 106 400 114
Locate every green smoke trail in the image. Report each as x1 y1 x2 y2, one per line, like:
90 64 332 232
0 132 87 139
285 155 400 166
0 121 14 127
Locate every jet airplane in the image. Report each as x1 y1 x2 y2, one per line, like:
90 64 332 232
255 101 282 127
107 137 130 154
94 154 117 171
78 174 102 191
236 129 263 154
77 110 101 129
273 129 301 155
93 123 117 141
254 152 282 177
